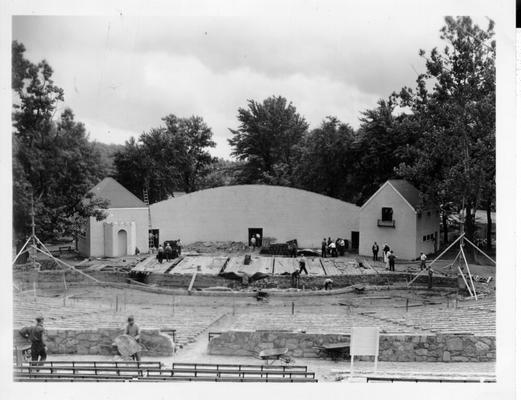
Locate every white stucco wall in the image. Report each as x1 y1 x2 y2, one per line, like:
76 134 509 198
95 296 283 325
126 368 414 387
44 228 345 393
359 184 418 260
150 185 360 248
415 208 440 256
82 208 148 257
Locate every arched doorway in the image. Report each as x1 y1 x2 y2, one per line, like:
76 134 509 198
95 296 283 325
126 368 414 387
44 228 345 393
117 229 127 257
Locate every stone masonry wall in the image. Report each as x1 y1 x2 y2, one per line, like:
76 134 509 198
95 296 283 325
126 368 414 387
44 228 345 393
14 328 174 356
208 331 495 362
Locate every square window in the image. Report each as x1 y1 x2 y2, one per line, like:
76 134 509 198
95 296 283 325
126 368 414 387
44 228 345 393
382 207 393 222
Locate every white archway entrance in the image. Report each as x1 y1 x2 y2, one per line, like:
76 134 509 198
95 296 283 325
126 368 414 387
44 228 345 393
117 229 127 256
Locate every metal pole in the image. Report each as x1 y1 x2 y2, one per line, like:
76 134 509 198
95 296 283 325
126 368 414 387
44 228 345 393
463 237 496 265
460 244 478 300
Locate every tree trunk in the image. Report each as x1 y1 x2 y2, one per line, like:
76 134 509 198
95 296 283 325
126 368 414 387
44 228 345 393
464 204 475 242
442 212 448 245
486 199 493 251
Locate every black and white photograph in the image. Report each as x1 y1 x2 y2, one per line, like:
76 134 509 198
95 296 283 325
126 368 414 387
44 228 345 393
0 1 517 399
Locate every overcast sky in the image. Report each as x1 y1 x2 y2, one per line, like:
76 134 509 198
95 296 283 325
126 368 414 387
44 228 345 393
13 15 466 158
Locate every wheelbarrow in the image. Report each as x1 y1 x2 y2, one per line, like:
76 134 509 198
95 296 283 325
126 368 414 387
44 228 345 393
314 341 351 361
258 347 294 365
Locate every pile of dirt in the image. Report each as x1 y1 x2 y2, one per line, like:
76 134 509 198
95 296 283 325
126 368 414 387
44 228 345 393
185 241 249 254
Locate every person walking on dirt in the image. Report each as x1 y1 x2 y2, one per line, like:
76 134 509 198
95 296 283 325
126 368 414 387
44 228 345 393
255 233 261 247
321 238 327 258
388 251 396 271
298 255 308 275
372 242 379 261
420 252 427 270
250 236 256 250
157 245 164 264
125 316 141 362
19 316 47 366
165 243 173 261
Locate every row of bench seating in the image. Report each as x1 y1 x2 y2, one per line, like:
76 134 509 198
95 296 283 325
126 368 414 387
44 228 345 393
14 361 317 383
366 376 496 383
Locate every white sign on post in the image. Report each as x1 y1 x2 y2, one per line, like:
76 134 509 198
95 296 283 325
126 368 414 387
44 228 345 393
350 327 380 378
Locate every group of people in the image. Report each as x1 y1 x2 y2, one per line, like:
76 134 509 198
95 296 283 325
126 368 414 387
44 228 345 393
249 233 262 249
372 242 431 275
372 242 396 271
156 240 182 263
321 237 347 258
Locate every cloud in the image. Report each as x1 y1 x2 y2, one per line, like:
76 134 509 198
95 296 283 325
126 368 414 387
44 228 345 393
12 14 491 158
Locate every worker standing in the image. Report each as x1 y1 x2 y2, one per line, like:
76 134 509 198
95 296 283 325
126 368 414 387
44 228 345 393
125 316 141 362
165 243 173 261
157 245 164 264
321 238 327 258
388 250 396 271
420 252 427 270
19 316 47 366
372 242 379 261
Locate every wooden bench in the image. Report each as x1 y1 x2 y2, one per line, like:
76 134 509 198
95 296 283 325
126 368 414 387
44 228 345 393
171 362 307 372
15 374 318 383
20 361 161 368
366 376 496 383
149 368 315 379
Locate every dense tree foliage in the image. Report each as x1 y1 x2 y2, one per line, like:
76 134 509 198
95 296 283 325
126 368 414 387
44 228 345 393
113 115 216 203
228 96 308 185
293 116 357 201
394 16 495 243
12 41 108 243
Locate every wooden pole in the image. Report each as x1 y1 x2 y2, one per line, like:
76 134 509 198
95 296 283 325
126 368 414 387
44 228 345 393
463 237 496 265
457 265 473 298
407 233 465 287
460 244 478 300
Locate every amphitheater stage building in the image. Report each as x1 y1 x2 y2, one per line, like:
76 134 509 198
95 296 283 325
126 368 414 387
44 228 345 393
79 179 440 260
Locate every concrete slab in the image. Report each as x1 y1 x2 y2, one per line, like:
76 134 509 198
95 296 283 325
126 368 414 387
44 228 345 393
170 256 228 275
273 258 298 275
224 256 271 275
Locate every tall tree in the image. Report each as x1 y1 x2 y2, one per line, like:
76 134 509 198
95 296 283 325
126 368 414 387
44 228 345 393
293 116 357 202
12 41 107 242
228 96 308 184
114 115 216 203
351 99 418 205
395 17 495 243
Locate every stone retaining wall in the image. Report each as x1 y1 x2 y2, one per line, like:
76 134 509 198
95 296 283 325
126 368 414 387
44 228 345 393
14 328 174 356
208 331 495 362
